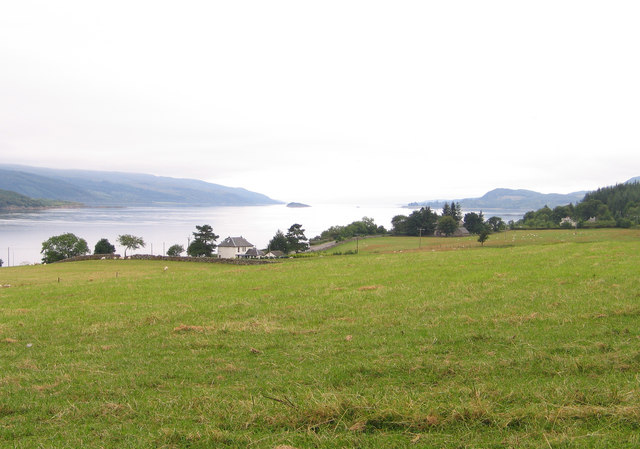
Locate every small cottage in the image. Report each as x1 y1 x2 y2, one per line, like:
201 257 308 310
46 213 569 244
218 236 255 259
265 250 285 258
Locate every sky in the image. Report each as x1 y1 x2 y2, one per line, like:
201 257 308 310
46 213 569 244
1 1 639 205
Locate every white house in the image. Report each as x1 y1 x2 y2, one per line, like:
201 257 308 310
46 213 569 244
218 236 256 259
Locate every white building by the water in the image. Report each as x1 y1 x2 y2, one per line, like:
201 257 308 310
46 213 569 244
218 236 256 259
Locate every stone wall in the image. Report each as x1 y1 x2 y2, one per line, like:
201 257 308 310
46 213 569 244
59 254 274 265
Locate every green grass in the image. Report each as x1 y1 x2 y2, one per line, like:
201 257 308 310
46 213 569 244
1 229 639 448
323 228 639 255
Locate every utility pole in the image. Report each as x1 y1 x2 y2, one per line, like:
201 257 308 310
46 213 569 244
418 228 424 248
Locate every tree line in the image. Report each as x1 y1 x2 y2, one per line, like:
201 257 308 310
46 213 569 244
38 222 312 264
307 207 503 247
391 202 504 241
40 233 149 264
310 217 387 244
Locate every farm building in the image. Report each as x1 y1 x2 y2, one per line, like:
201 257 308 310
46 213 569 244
434 225 470 237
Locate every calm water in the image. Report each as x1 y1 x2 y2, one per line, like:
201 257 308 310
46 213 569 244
0 204 526 266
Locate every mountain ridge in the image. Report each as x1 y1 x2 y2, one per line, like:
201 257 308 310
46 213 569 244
626 176 640 184
409 176 640 210
0 164 282 207
408 187 589 211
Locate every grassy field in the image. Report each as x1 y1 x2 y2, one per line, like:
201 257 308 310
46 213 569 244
1 229 639 448
321 228 640 255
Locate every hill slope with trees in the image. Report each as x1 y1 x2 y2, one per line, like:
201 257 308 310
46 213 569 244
0 188 80 210
516 181 640 228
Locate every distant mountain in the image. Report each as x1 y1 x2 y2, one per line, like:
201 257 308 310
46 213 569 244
408 188 588 211
626 176 640 184
0 165 282 207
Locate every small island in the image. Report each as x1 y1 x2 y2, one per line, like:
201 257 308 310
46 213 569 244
286 202 311 208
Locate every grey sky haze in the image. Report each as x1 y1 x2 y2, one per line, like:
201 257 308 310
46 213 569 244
1 1 639 205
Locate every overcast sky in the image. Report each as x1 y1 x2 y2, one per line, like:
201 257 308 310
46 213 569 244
1 1 639 205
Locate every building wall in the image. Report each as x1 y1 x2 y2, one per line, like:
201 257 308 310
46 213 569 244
219 247 238 259
219 246 251 259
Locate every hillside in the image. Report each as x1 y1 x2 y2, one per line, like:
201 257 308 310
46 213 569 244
0 188 80 210
0 165 282 207
409 187 587 210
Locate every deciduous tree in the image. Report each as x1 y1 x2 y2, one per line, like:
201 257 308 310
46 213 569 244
312 217 386 242
437 215 459 236
117 234 145 257
41 233 90 263
463 212 485 234
486 216 506 232
391 215 409 235
406 207 438 236
478 229 490 246
166 244 184 257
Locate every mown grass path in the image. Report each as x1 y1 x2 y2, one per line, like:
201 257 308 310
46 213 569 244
1 229 639 448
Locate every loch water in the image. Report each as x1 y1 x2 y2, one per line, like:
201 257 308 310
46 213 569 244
0 204 526 266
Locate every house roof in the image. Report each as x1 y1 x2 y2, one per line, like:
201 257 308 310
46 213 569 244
219 236 254 248
244 248 265 257
266 250 285 257
434 226 470 237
